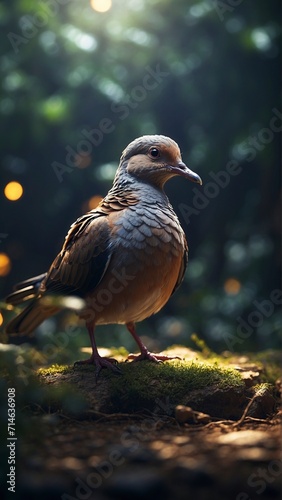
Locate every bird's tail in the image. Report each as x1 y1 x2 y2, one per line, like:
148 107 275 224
5 273 59 335
5 273 46 306
5 300 59 335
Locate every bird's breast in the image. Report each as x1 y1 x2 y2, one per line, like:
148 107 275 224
82 204 186 325
113 205 183 252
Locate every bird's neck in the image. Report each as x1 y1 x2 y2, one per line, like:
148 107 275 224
112 164 169 194
110 171 168 205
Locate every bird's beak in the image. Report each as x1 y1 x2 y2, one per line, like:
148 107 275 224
171 161 202 185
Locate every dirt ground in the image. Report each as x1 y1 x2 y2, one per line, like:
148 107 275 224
17 410 281 500
1 348 281 500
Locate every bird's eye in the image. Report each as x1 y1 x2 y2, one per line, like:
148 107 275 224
149 147 160 158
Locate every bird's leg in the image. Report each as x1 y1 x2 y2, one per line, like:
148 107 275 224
126 322 180 362
74 323 121 378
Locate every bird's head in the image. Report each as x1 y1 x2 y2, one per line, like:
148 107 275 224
116 135 202 189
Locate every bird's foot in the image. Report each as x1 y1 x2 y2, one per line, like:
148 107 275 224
127 350 181 363
74 355 121 379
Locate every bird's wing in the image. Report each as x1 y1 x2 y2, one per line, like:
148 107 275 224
171 236 188 296
41 193 139 297
42 211 110 296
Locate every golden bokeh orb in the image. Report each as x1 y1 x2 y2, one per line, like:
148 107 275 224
224 278 241 295
4 181 23 201
0 253 11 276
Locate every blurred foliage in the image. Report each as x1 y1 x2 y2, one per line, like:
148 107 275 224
0 0 281 355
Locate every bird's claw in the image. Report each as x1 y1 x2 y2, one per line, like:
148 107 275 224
74 356 122 379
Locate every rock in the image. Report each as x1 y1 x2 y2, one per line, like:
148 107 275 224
181 386 246 420
246 385 277 419
234 368 261 387
175 405 211 424
196 412 211 424
175 405 195 423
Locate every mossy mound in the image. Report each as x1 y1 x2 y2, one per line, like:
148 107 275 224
37 352 277 420
103 359 245 417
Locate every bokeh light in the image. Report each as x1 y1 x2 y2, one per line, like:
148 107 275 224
0 253 12 276
0 312 3 327
75 154 92 169
90 0 112 13
87 195 103 210
4 181 23 201
224 278 241 295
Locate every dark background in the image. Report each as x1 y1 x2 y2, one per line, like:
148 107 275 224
0 0 281 354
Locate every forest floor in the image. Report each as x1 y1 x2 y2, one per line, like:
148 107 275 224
1 347 281 500
18 412 281 500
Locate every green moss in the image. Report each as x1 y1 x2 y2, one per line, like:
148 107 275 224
253 382 273 395
105 359 244 411
38 364 73 376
